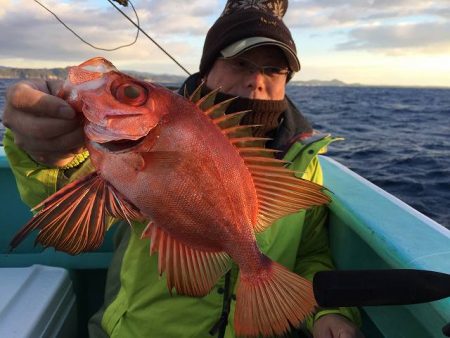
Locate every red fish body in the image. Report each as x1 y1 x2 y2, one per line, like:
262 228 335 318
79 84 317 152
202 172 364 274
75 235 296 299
11 57 330 337
90 91 258 253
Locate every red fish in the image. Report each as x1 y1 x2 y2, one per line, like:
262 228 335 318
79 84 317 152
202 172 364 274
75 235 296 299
11 57 330 337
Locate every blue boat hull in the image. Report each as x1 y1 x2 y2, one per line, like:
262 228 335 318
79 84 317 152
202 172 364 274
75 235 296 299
322 156 450 337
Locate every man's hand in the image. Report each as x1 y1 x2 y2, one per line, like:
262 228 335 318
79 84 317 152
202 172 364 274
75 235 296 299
3 79 85 167
313 314 364 338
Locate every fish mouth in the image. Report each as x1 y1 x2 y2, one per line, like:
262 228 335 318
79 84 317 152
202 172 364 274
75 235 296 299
94 136 146 153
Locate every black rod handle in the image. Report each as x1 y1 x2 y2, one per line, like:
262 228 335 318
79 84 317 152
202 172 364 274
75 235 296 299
443 322 450 337
313 269 450 307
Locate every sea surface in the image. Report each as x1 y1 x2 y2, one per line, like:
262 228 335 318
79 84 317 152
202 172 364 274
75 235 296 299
1 79 449 228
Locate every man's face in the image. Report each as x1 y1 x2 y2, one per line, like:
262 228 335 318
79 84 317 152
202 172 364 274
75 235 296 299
204 45 289 100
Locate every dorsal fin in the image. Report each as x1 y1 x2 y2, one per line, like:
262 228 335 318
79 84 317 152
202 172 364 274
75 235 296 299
230 136 271 148
204 97 237 119
188 81 203 103
213 111 249 129
195 86 221 111
183 84 189 100
238 147 281 158
222 124 261 138
186 83 331 233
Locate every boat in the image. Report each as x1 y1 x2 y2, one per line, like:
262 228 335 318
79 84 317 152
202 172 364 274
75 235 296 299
1 145 449 337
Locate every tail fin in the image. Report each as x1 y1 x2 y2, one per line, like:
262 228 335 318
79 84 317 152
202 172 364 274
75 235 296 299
234 260 316 337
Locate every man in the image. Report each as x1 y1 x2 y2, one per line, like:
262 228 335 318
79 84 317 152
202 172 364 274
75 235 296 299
3 0 363 337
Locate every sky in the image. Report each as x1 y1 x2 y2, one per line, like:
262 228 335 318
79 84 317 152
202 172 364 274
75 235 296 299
0 0 449 87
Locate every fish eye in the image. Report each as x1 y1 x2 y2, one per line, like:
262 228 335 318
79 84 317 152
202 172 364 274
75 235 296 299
124 85 141 99
112 81 148 106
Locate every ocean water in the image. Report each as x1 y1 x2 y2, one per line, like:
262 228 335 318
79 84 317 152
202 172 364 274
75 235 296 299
287 85 450 228
1 79 449 227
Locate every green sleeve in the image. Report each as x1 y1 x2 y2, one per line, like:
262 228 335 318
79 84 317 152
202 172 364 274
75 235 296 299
3 128 93 209
296 204 362 331
295 205 333 279
296 156 362 332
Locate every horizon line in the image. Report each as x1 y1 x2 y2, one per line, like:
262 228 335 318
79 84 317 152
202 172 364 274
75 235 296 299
0 65 449 89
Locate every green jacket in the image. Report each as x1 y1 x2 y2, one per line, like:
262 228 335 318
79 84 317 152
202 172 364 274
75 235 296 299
4 128 360 338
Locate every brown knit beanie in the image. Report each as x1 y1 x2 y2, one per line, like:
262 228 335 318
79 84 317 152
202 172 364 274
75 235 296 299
199 0 300 76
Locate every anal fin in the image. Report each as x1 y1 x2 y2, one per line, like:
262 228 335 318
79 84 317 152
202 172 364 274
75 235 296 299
141 223 231 296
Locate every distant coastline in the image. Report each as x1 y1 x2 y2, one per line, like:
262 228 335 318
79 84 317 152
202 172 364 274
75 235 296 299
0 65 185 84
0 66 362 86
0 65 449 89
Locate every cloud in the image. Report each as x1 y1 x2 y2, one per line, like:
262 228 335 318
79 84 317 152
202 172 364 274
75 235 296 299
1 0 448 84
284 0 450 54
285 0 443 27
139 0 217 18
0 1 138 60
428 5 450 19
336 21 450 53
0 0 212 70
132 0 218 36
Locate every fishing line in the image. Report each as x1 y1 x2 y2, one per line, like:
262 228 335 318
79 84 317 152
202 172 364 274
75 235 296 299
34 0 191 76
106 0 191 76
33 0 140 51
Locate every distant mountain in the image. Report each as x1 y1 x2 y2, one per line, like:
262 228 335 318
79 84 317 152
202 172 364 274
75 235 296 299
291 79 361 87
123 70 185 84
0 65 186 84
0 66 67 80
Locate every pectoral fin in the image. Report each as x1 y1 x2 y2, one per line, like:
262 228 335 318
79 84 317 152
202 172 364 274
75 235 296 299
10 172 143 255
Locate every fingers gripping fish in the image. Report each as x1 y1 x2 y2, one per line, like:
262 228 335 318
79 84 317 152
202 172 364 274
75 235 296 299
10 57 330 337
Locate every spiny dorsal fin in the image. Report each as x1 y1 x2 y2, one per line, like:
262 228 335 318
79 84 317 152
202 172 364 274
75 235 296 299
238 147 281 158
222 124 261 138
185 82 238 120
184 81 212 102
244 156 288 167
195 86 221 111
230 136 271 148
213 111 250 129
204 97 237 119
183 84 189 100
185 83 330 233
188 81 203 103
